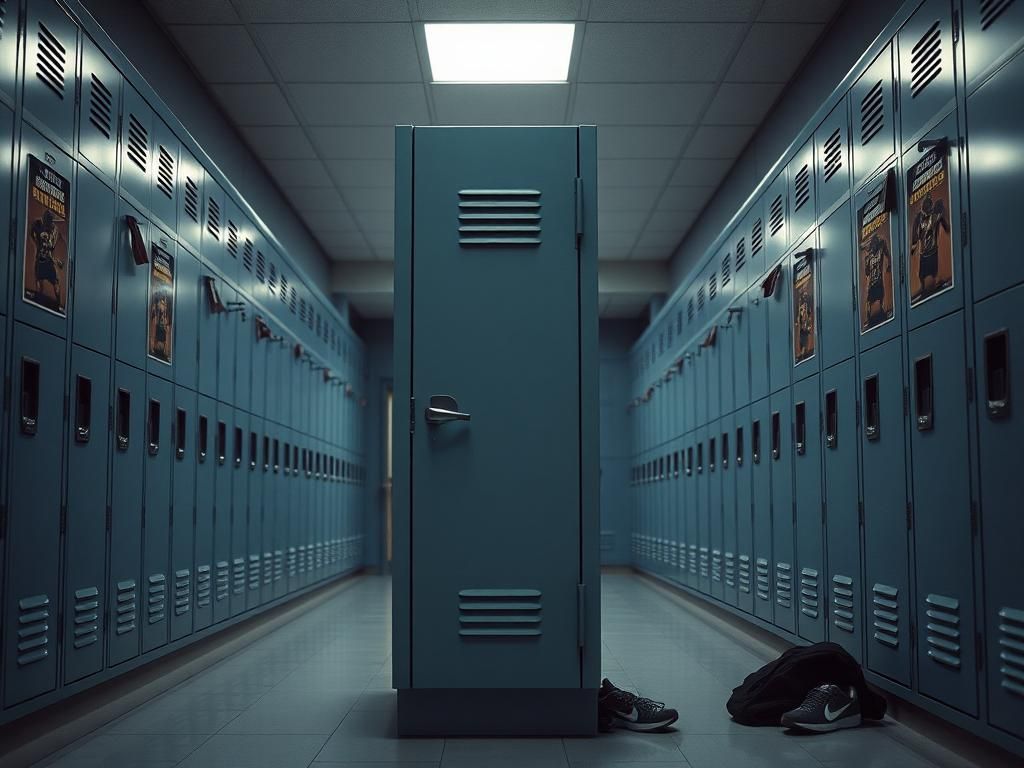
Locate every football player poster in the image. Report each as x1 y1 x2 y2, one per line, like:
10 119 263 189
857 173 895 333
793 251 815 364
148 243 175 364
907 145 953 306
23 155 71 316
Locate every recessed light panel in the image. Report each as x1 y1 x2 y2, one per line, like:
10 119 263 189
425 23 575 83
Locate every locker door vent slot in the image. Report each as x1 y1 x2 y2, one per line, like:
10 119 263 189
280 273 289 306
206 197 220 241
88 74 113 139
751 219 764 254
458 589 543 637
72 587 100 649
697 286 706 311
910 21 943 98
287 547 297 577
721 252 731 287
232 558 245 595
776 562 793 608
274 550 284 581
981 0 1016 29
689 544 698 575
263 553 273 585
738 554 752 593
832 574 855 633
174 570 191 616
924 593 962 668
794 165 810 211
115 580 137 635
709 272 717 301
860 80 885 146
267 263 277 295
800 568 819 619
756 558 771 601
248 555 261 591
823 128 843 182
458 189 541 246
872 583 901 648
226 220 239 258
157 146 175 199
712 550 723 582
290 286 297 314
16 594 51 665
243 239 254 273
769 195 784 236
0 1 7 39
215 562 229 601
184 177 199 222
735 238 746 272
126 114 148 173
997 606 1024 696
195 565 211 607
255 250 266 283
36 22 66 98
147 573 166 625
687 298 694 322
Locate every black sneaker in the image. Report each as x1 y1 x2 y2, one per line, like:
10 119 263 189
781 684 862 733
598 678 679 732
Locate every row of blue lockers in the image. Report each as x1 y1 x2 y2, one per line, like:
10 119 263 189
0 0 369 724
628 0 1023 755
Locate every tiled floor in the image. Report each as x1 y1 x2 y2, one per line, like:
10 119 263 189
35 573 974 768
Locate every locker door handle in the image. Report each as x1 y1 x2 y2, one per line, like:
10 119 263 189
825 389 838 449
771 411 781 460
175 408 186 460
425 395 470 424
984 329 1010 420
125 215 149 265
117 389 131 451
794 401 806 456
75 375 92 443
20 358 40 436
148 399 161 455
913 355 934 432
864 375 880 441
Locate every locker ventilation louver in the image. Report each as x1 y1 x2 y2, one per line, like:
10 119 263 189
196 564 211 608
127 114 148 174
299 299 307 324
73 587 100 649
16 594 51 666
794 165 810 211
458 589 542 637
997 606 1024 697
800 568 820 619
243 239 254 273
981 0 1016 29
88 74 113 139
0 1 7 40
215 561 229 601
872 583 900 648
832 574 855 633
457 189 541 246
207 198 221 240
273 550 284 581
711 550 723 582
697 287 705 311
263 552 273 586
227 221 239 258
287 547 297 577
721 253 731 287
147 573 166 625
860 81 885 146
689 544 698 575
279 274 289 305
174 570 191 616
924 593 962 668
232 558 246 595
823 128 843 182
708 273 717 301
289 287 298 314
751 219 763 254
769 195 784 237
911 21 943 98
36 22 66 99
756 558 770 601
255 250 266 283
699 547 709 578
157 146 175 199
184 177 199 222
687 299 694 322
115 580 137 635
724 552 736 588
775 562 793 608
738 554 752 594
267 264 278 295
248 555 261 591
735 238 746 271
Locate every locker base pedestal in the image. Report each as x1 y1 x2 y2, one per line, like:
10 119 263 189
397 687 598 737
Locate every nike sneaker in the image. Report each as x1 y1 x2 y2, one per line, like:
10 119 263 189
780 683 862 733
598 678 679 732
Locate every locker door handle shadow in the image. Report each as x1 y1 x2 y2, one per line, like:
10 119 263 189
425 395 471 425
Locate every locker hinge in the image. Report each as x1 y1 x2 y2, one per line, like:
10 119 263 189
60 503 67 535
105 504 112 531
577 583 586 647
970 500 978 537
976 632 984 671
109 404 114 432
910 622 916 647
906 501 913 530
63 393 69 423
821 500 826 524
952 10 961 45
141 504 146 528
574 178 584 246
966 367 975 403
857 499 864 527
960 211 968 248
855 400 861 428
409 396 415 434
903 386 909 416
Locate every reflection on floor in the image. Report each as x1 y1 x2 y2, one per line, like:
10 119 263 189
35 573 982 767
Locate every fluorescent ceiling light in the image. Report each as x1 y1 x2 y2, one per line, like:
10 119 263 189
425 23 575 83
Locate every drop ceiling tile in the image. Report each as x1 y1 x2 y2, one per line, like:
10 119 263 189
598 245 634 260
238 0 411 21
238 126 317 159
598 158 673 187
211 83 298 125
646 209 698 231
325 159 395 188
599 231 640 250
587 0 758 21
578 23 745 82
598 126 690 159
703 82 784 125
431 85 569 125
255 24 422 83
290 84 430 125
724 23 825 83
636 229 685 250
599 186 662 212
684 125 756 158
365 231 395 248
415 0 581 20
282 186 347 212
352 210 395 231
631 245 676 260
657 186 715 211
600 210 649 231
326 241 376 260
308 127 396 159
168 25 272 82
146 0 240 23
301 208 359 231
261 158 334 187
572 83 714 125
318 230 369 250
758 0 844 23
670 157 734 187
342 187 395 212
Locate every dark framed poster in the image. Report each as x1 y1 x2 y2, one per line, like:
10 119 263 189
23 154 71 316
148 243 175 364
907 145 953 306
792 250 815 365
857 172 895 333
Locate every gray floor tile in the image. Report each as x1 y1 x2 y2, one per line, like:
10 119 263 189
177 734 329 767
219 690 359 734
795 725 938 767
676 733 822 768
569 762 691 768
38 734 209 766
108 706 242 734
442 737 568 762
564 732 686 762
313 734 446 763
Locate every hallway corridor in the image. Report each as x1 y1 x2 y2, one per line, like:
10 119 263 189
34 574 978 768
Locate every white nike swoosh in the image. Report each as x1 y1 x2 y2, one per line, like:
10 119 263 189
618 706 640 722
824 701 851 721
